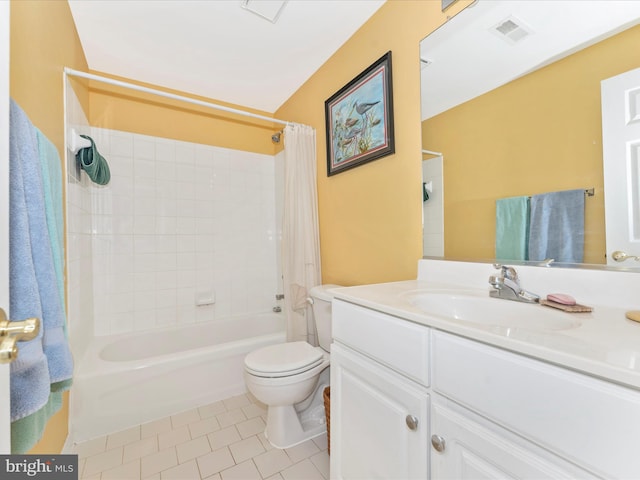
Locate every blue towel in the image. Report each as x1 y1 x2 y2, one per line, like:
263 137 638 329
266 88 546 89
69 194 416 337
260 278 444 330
495 196 530 261
528 189 585 263
9 100 74 422
9 100 52 422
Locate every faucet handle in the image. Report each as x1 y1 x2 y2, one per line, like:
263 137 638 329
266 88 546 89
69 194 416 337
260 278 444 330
492 263 518 281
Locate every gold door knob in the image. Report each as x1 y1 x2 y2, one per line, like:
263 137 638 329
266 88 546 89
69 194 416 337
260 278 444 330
0 308 41 364
611 251 640 262
0 337 18 364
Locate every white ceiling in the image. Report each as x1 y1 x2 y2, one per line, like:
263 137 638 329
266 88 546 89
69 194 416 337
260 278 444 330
420 0 640 120
68 0 386 114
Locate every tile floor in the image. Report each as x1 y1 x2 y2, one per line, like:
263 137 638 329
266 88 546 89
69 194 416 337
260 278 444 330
71 393 329 480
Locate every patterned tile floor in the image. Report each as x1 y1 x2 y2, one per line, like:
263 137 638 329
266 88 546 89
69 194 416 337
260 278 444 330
71 393 329 479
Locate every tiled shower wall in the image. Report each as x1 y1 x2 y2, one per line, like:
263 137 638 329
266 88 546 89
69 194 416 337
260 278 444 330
72 127 279 337
422 156 444 257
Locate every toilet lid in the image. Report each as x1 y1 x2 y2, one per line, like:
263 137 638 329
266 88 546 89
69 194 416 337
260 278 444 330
245 341 324 377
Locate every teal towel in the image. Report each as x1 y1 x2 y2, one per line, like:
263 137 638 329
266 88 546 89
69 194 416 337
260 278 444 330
496 196 530 261
36 129 65 309
11 392 63 454
76 135 110 185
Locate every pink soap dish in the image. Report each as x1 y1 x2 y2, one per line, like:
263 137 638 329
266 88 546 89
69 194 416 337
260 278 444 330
546 293 576 306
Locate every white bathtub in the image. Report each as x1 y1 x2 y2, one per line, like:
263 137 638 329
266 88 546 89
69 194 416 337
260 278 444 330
70 313 285 443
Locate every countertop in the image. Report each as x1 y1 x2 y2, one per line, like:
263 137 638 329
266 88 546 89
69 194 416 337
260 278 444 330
331 259 640 391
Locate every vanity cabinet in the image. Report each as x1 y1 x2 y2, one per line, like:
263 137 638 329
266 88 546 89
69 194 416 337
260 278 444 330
331 299 640 479
330 299 431 480
330 344 429 479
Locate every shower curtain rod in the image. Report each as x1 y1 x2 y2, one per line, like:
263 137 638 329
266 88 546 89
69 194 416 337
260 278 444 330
64 67 292 127
422 149 443 156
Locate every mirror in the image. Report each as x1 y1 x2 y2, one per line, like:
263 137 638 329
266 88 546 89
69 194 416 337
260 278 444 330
419 0 640 267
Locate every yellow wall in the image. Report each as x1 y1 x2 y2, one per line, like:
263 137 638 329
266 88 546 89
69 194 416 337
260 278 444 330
10 0 89 453
276 0 471 286
423 24 640 265
10 1 89 146
88 75 279 155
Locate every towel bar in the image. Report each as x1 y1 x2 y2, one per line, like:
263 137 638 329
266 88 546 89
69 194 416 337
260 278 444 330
523 188 595 200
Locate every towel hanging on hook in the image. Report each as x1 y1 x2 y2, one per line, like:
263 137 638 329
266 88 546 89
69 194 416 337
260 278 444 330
423 181 432 202
76 135 111 185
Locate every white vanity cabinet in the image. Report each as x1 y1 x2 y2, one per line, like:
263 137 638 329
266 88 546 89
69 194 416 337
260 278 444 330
330 299 431 480
331 298 640 479
330 344 429 479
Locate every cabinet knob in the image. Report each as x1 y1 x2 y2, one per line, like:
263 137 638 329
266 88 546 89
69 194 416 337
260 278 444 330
431 434 446 452
405 415 419 431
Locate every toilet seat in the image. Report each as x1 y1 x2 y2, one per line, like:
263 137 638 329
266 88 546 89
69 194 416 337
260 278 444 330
245 341 324 378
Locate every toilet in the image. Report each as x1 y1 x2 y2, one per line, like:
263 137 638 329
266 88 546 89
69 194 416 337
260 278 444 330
244 284 340 449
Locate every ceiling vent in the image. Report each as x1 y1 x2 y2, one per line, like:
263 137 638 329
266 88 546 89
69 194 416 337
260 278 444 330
241 0 288 24
491 15 533 45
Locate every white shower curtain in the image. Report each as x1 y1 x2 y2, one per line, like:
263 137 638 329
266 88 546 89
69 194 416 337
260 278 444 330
282 124 322 343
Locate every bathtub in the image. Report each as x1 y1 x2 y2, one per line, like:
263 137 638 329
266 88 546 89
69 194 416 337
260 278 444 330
70 312 285 443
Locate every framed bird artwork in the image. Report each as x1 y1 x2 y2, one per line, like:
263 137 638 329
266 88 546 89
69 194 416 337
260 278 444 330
325 51 395 176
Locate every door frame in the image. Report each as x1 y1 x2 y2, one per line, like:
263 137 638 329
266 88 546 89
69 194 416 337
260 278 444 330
602 67 640 266
1 0 12 453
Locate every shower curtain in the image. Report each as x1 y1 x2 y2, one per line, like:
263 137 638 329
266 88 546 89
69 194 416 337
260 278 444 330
282 124 322 343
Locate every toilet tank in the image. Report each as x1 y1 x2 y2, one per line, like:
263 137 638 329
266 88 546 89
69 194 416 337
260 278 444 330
309 284 342 352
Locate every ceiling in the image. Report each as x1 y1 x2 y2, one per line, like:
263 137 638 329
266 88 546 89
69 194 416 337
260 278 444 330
68 0 386 114
420 0 640 120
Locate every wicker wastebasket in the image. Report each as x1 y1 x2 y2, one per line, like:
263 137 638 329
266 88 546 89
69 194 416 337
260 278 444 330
323 386 330 454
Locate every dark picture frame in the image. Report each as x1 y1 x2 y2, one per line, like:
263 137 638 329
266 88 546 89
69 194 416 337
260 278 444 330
325 51 394 176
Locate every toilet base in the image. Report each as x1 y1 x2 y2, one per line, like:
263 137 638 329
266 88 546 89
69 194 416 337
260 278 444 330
264 379 329 449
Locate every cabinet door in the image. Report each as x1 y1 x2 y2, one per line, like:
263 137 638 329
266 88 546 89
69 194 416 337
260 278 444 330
431 396 601 480
330 343 429 480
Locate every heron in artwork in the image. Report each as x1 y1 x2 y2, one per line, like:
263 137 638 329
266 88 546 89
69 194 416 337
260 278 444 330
355 100 380 115
354 100 380 142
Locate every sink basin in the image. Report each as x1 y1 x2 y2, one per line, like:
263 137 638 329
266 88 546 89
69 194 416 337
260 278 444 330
405 291 581 331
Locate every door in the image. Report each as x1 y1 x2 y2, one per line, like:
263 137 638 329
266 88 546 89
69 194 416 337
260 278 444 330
602 67 640 266
330 343 429 480
1 0 11 453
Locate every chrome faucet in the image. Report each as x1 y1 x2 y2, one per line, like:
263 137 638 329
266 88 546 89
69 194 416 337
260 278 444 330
489 264 540 303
